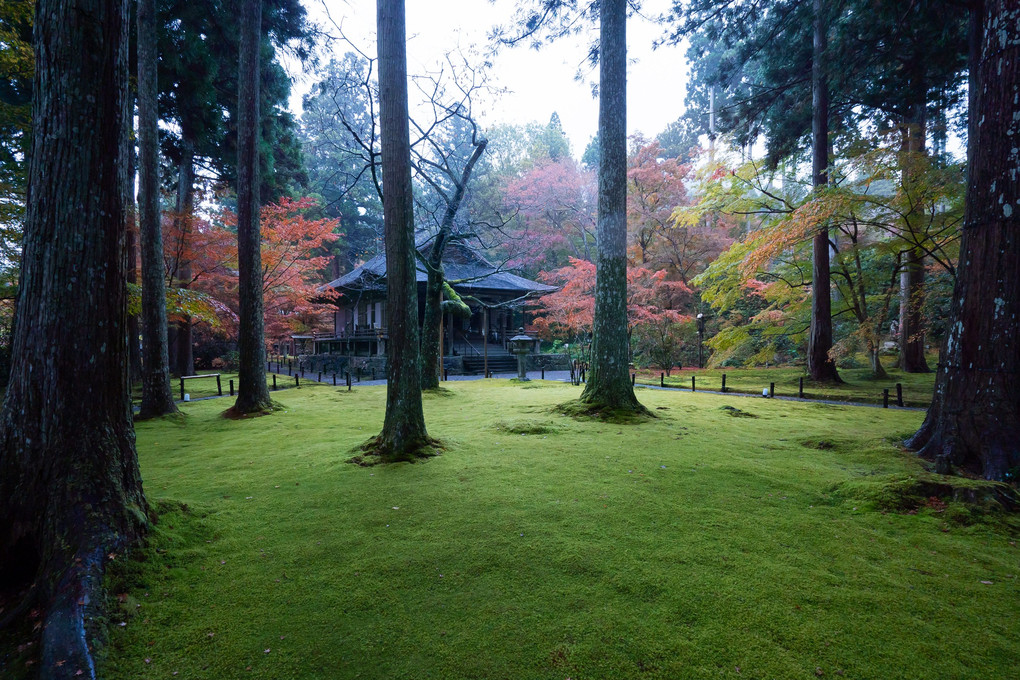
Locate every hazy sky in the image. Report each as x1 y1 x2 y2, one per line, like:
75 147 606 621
290 0 690 158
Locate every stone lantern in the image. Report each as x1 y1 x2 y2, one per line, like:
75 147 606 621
508 327 535 381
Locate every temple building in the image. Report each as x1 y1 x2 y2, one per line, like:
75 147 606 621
289 238 555 372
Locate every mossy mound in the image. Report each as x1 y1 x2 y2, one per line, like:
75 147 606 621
494 419 559 435
829 472 1013 518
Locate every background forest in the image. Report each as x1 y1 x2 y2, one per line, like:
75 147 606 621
0 0 968 384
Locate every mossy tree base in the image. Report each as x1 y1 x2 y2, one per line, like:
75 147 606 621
555 398 655 424
349 435 445 466
221 401 283 420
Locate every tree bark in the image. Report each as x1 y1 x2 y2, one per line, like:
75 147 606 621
807 0 841 383
137 0 179 418
370 0 431 459
905 0 1020 480
898 102 931 373
579 0 643 413
125 141 142 383
173 148 195 377
0 2 148 677
232 0 272 413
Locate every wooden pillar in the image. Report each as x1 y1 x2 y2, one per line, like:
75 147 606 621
483 306 489 378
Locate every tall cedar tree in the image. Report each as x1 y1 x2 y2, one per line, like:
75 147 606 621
906 0 1020 480
580 0 645 412
0 0 149 676
233 0 273 413
137 0 179 418
807 0 840 381
370 0 431 459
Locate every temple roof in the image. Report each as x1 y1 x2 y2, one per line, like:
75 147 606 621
322 238 556 296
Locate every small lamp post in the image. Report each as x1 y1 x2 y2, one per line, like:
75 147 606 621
508 327 535 381
696 313 706 369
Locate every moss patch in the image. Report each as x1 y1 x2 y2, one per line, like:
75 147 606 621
91 381 1020 680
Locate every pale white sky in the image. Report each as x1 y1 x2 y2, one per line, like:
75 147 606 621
289 0 690 158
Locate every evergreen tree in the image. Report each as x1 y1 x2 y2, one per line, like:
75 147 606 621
0 2 148 675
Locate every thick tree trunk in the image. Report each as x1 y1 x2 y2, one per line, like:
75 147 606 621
898 247 930 372
579 0 643 412
898 103 931 373
137 0 179 418
370 0 430 459
232 0 272 414
905 0 1019 480
0 2 148 677
807 0 841 383
173 149 195 377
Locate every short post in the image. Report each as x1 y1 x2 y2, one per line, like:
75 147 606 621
896 382 903 407
660 372 665 388
692 375 696 392
216 374 222 396
541 367 545 380
179 378 184 402
317 371 322 383
295 375 300 387
631 373 636 387
272 374 277 391
799 376 804 399
229 379 234 397
769 382 775 398
721 374 727 393
581 369 586 383
883 388 890 408
267 360 271 372
288 359 292 373
444 368 449 381
371 368 376 380
346 372 351 389
333 373 337 386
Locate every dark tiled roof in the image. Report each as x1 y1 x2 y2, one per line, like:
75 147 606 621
322 240 556 295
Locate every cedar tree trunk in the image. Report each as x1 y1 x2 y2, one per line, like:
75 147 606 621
898 103 931 373
137 0 179 418
905 0 1020 480
579 0 643 412
372 0 430 459
232 0 272 413
0 1 148 677
807 0 841 383
125 144 142 382
172 148 195 377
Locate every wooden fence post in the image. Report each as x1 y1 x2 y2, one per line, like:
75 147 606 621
769 382 775 398
691 375 696 392
180 378 184 402
722 373 727 393
883 389 889 408
229 379 234 397
799 376 804 399
896 383 903 407
216 374 222 396
272 374 277 391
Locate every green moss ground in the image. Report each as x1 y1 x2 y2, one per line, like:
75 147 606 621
638 366 937 407
98 380 1017 679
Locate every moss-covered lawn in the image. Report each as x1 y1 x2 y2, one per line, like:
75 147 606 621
637 366 938 408
99 380 1017 679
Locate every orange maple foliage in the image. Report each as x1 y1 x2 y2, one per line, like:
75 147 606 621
531 257 691 341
